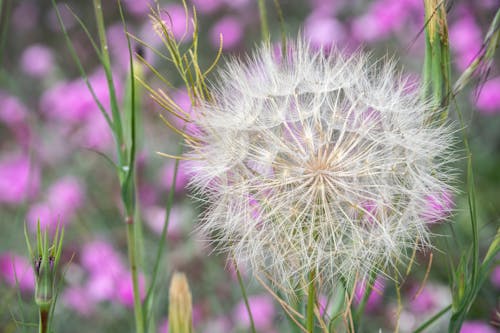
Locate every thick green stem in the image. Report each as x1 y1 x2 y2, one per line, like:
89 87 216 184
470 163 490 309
39 309 48 333
257 0 269 40
306 271 316 333
126 220 145 333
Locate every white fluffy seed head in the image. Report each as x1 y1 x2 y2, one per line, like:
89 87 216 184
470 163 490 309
184 40 456 294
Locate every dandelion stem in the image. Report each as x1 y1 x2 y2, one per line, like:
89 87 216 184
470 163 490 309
234 261 256 333
306 271 316 333
257 0 269 40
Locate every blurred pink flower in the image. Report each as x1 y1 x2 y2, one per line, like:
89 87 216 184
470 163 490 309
27 202 56 232
449 14 482 71
63 286 95 316
0 154 40 204
191 0 223 14
116 273 146 308
169 89 193 129
47 176 85 219
460 321 497 333
234 294 275 330
160 161 189 193
40 70 122 124
491 266 500 288
354 277 385 313
422 190 454 224
161 4 193 41
12 2 39 31
143 205 184 237
0 253 35 292
0 92 27 125
304 13 346 49
87 273 117 302
474 77 500 115
75 111 114 150
210 16 243 50
0 92 31 145
20 44 55 78
351 0 421 43
123 0 150 16
223 0 251 10
81 240 125 277
408 286 438 314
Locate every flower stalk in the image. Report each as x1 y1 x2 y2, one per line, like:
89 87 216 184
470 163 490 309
25 221 64 333
306 271 316 333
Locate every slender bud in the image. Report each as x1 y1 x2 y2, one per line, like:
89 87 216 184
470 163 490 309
168 272 193 333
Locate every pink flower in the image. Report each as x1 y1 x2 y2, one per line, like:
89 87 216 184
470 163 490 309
20 44 55 78
408 286 438 314
354 277 385 313
116 273 146 308
160 4 193 41
0 154 40 204
449 15 482 71
460 321 497 333
62 286 95 316
210 16 244 50
143 205 184 238
422 191 454 223
123 0 150 16
191 0 223 15
160 161 189 193
47 176 85 220
27 203 57 232
475 77 500 115
0 92 31 145
304 13 346 49
0 253 35 292
81 240 125 277
233 295 275 330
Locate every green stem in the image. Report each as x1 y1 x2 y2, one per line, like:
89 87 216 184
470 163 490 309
126 221 145 333
306 271 316 333
257 0 269 40
413 304 451 333
39 309 48 333
235 262 256 333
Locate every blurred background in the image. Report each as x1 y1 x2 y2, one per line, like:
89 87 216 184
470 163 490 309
0 0 498 332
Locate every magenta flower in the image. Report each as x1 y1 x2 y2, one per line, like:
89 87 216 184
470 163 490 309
0 253 35 292
47 176 85 220
233 295 276 330
304 13 346 49
62 286 95 316
460 321 497 333
210 16 244 51
81 240 125 277
143 205 184 238
408 286 438 314
160 161 189 193
0 153 40 205
159 4 193 42
422 190 454 224
116 273 146 308
27 203 56 232
449 14 482 71
191 0 223 14
354 277 385 313
20 44 55 78
474 77 500 115
0 92 31 146
123 0 150 16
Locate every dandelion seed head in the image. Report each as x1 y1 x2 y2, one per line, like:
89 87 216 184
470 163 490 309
184 40 456 294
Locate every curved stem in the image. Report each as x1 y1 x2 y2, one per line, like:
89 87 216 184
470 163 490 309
235 261 256 333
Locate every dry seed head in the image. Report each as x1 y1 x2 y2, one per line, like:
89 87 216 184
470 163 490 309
184 40 456 294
